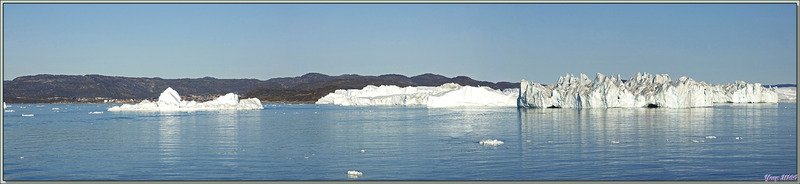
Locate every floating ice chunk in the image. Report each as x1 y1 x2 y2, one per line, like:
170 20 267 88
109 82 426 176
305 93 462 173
705 136 717 139
348 170 363 176
108 87 264 111
3 102 6 109
610 141 620 144
480 139 504 146
52 108 59 110
519 72 778 108
691 140 704 143
5 110 14 112
360 150 366 153
735 137 743 140
89 111 104 114
22 114 34 117
316 83 517 107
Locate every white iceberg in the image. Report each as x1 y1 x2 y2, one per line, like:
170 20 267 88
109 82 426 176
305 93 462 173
316 83 518 107
347 170 363 176
480 139 504 146
772 87 796 103
710 81 779 103
108 87 263 111
519 72 779 108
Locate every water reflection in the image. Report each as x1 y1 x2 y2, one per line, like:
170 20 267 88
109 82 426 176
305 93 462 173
514 104 793 180
518 107 719 144
210 110 241 169
3 103 793 180
429 107 516 139
158 112 182 165
721 103 780 137
154 111 244 167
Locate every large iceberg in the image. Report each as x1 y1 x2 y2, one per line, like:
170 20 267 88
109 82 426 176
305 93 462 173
773 87 797 103
518 72 779 108
315 83 518 107
108 87 263 111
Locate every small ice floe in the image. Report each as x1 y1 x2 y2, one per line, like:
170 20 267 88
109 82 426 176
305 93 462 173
52 108 59 110
705 136 717 139
21 114 34 117
525 140 531 142
347 170 363 178
735 137 743 140
480 139 504 146
610 141 620 144
5 110 14 112
89 111 104 114
691 140 704 143
360 150 366 153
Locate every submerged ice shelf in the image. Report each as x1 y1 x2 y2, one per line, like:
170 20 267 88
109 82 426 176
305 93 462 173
519 72 780 108
315 83 518 107
108 87 263 111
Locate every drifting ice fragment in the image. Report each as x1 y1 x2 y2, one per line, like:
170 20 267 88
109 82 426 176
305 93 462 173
691 140 704 143
610 141 620 144
89 111 104 114
705 136 717 139
735 137 743 140
480 139 504 146
108 87 264 111
22 114 34 117
5 110 14 112
348 171 363 176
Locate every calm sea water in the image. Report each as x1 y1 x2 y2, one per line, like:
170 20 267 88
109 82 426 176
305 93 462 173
3 103 796 180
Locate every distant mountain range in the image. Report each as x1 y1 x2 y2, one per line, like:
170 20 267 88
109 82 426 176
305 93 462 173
3 73 519 103
764 84 797 88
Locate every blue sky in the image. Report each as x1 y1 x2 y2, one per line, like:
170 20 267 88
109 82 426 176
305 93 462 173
3 4 796 84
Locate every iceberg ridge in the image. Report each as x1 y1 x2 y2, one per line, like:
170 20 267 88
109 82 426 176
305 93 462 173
518 72 779 108
108 87 263 111
315 83 518 107
773 87 796 103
